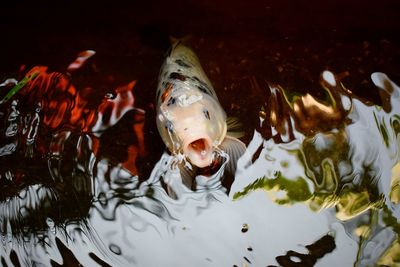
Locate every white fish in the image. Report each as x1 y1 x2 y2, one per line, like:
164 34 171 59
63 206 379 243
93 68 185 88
156 41 246 181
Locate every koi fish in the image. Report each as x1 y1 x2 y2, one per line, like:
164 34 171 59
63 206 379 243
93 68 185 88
156 41 246 180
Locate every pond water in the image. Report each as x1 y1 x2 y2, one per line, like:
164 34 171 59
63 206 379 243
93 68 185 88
0 48 399 267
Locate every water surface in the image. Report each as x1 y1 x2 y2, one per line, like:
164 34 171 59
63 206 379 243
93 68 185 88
0 50 400 266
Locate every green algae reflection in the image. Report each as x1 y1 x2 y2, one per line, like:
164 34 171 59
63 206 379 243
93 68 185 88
233 172 312 204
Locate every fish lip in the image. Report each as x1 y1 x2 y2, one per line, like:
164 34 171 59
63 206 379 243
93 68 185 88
182 136 214 168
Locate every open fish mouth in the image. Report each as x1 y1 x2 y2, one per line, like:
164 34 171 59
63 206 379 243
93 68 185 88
184 137 214 168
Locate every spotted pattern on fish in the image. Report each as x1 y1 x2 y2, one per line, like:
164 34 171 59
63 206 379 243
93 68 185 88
191 76 214 96
169 72 187 81
156 42 230 169
156 47 218 105
161 83 173 103
197 84 211 96
175 59 191 68
196 78 211 90
167 97 176 106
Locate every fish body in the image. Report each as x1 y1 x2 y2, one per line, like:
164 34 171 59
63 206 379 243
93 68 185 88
156 42 244 169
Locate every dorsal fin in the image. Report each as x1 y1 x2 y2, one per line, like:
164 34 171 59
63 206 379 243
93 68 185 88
168 35 193 56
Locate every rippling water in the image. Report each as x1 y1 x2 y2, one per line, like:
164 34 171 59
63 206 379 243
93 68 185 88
0 51 400 266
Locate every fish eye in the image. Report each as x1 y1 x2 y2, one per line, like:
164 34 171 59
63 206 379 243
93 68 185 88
203 108 210 120
165 121 174 133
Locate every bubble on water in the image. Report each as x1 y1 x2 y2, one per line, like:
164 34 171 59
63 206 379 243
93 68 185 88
46 218 54 228
109 244 122 255
67 50 96 72
289 255 301 263
241 223 249 233
105 92 117 99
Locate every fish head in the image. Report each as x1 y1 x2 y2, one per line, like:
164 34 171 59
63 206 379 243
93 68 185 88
157 92 226 168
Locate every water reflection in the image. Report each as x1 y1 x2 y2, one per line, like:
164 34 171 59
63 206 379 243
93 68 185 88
232 70 400 265
0 51 399 266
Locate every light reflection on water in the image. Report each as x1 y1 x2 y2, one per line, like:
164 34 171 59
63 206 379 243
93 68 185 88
0 52 399 266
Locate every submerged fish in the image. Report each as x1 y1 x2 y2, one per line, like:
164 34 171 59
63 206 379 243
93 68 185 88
156 42 245 173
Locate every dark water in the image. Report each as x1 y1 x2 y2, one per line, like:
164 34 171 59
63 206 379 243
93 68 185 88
1 1 400 266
